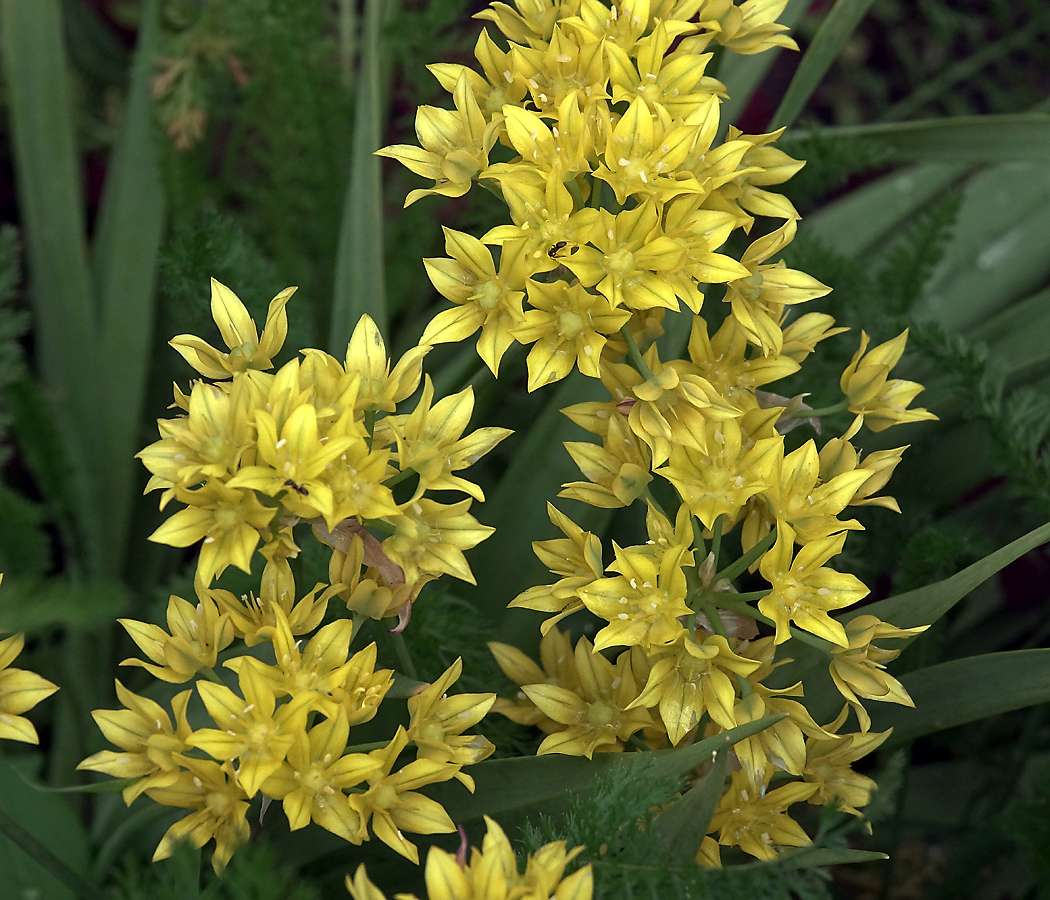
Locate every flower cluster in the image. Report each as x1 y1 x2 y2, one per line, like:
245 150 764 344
80 284 501 871
378 0 936 866
0 576 59 744
347 816 592 900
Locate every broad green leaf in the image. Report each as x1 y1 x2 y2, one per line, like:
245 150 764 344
0 0 104 567
718 0 813 131
875 649 1050 747
93 0 165 576
916 162 1050 331
805 162 968 258
968 286 1050 380
652 744 729 857
330 0 393 349
797 114 1050 164
770 0 879 131
429 714 784 825
0 755 99 900
850 520 1050 639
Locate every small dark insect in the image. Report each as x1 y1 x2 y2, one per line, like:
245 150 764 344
548 241 569 258
284 478 309 496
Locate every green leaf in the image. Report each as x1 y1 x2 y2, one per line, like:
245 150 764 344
770 0 879 131
430 714 784 825
717 0 812 131
915 162 1050 332
652 744 729 857
805 162 968 258
0 0 104 567
0 754 99 900
775 847 889 868
968 286 1050 380
876 649 1050 747
329 0 393 349
796 114 1050 164
93 0 165 576
467 373 611 644
850 519 1050 639
0 576 130 633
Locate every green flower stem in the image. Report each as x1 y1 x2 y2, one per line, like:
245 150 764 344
0 806 108 900
700 602 751 697
806 399 850 418
345 740 389 753
589 176 604 209
387 629 419 682
383 467 415 489
691 515 707 559
716 527 776 583
364 517 396 535
364 407 377 450
619 324 655 381
710 514 724 570
627 733 652 751
197 665 225 685
641 486 670 522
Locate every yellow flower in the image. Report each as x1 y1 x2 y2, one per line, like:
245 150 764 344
346 815 592 900
147 478 276 586
803 706 891 817
377 377 512 501
0 627 58 744
383 498 494 586
522 637 653 758
560 412 653 509
78 680 194 804
118 593 234 683
629 632 760 744
577 541 693 652
208 558 334 646
170 279 293 378
489 628 579 730
350 726 458 864
829 614 925 731
709 769 816 861
513 279 631 390
260 708 380 842
406 657 496 789
562 201 686 312
188 660 314 797
840 330 937 434
757 524 869 646
343 314 430 415
147 757 250 873
377 71 498 206
420 228 529 376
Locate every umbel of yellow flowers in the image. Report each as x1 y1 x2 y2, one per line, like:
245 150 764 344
376 0 935 872
77 0 940 887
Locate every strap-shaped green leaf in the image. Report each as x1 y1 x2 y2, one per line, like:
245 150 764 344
652 744 729 857
770 0 879 130
92 0 165 576
0 0 104 567
793 114 1050 163
330 0 392 349
430 714 783 824
875 649 1050 747
849 520 1050 639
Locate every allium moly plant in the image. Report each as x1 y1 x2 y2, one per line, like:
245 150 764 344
53 0 1044 897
